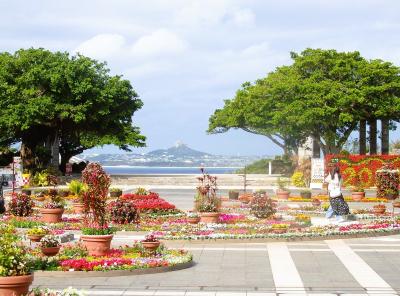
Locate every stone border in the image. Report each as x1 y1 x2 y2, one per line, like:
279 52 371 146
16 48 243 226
34 261 194 278
160 229 400 244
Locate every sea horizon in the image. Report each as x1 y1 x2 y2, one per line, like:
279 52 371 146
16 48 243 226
103 165 242 175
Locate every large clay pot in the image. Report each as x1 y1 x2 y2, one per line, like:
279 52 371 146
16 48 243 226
312 199 321 207
40 208 64 223
352 192 365 201
81 235 113 256
187 217 201 224
393 201 400 208
276 190 290 200
142 241 160 252
373 206 386 215
41 246 61 257
73 202 85 214
199 212 220 223
228 191 239 200
27 234 45 243
0 274 34 296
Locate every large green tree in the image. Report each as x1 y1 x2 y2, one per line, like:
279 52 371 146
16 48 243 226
0 48 145 171
209 48 400 156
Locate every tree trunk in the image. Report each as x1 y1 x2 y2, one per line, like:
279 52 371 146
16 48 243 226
20 142 35 172
50 129 60 170
369 119 377 154
381 119 390 155
59 151 73 175
359 119 366 155
312 135 321 158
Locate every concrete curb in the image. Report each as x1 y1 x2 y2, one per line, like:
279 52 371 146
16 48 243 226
34 260 194 278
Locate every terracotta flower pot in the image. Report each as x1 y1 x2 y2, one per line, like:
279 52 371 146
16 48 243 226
81 234 113 256
40 208 64 223
312 200 321 207
228 191 239 200
35 195 45 202
393 201 400 208
187 217 201 224
373 206 386 215
0 274 34 296
73 202 85 214
276 190 290 200
142 241 160 252
27 234 45 243
41 246 61 256
352 192 365 201
200 212 220 223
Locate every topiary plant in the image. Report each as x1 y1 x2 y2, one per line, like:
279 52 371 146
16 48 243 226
108 199 139 224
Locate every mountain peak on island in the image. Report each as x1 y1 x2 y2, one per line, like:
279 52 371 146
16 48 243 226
147 143 212 157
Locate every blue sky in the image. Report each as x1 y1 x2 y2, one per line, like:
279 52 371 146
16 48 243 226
1 0 400 156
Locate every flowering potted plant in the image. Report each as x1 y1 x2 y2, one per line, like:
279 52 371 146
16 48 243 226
194 168 221 223
40 192 65 223
299 189 312 199
376 166 399 199
351 175 365 201
80 163 115 256
26 227 49 242
276 178 290 199
67 180 87 214
141 234 160 252
108 199 139 224
109 187 123 198
372 203 386 215
8 193 34 217
228 190 239 200
186 212 200 224
39 235 61 257
0 224 34 296
249 191 276 218
311 198 321 207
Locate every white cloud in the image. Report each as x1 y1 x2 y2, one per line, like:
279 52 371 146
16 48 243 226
230 8 255 27
74 34 126 59
130 29 187 57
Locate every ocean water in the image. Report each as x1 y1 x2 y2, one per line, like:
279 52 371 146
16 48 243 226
103 166 240 175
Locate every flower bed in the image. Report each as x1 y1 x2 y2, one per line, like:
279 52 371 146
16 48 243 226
120 192 180 215
27 242 192 273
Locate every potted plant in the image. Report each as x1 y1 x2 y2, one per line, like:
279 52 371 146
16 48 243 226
384 188 398 200
393 199 400 208
26 227 49 242
276 178 290 199
0 224 34 296
33 190 46 202
141 234 160 252
39 235 61 257
67 180 87 214
300 189 312 199
8 193 34 217
311 198 321 207
249 191 276 218
228 190 239 200
40 192 65 223
351 187 365 202
21 187 32 196
58 189 70 198
186 212 201 224
80 163 115 256
109 187 123 198
372 203 386 215
194 168 221 223
271 223 289 234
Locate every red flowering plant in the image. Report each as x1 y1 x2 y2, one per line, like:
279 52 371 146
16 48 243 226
249 191 277 219
81 163 114 235
120 192 177 214
142 234 159 243
194 168 220 212
8 193 34 217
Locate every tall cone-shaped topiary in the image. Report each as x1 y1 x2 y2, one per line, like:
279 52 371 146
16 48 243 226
82 163 111 228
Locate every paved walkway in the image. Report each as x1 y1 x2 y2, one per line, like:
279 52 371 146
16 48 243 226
33 234 400 295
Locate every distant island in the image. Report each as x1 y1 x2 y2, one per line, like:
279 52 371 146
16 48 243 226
80 143 269 167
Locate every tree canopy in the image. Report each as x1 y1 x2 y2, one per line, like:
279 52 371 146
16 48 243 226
208 48 400 155
0 48 145 171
